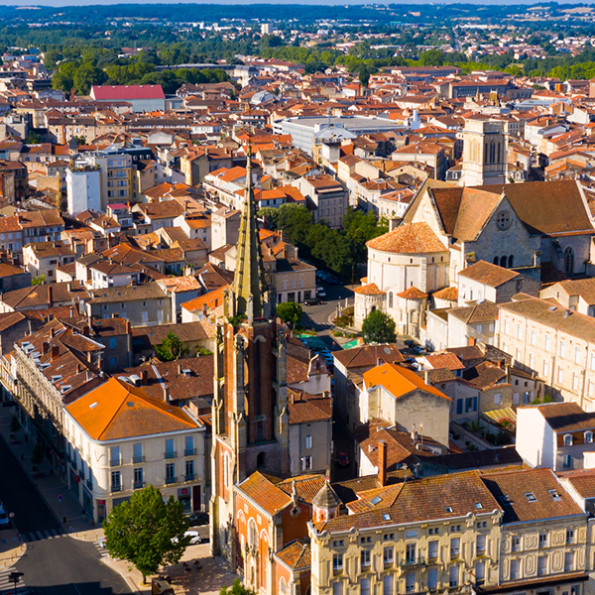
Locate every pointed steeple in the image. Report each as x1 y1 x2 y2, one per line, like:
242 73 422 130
230 148 270 321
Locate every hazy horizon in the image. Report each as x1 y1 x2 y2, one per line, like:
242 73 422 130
1 0 592 6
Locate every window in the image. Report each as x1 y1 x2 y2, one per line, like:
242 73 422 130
184 436 195 456
165 438 175 459
449 566 459 587
586 431 593 444
405 573 415 594
450 537 460 560
510 559 520 580
333 554 343 571
332 582 344 595
524 492 537 502
361 550 371 568
545 335 551 352
165 462 175 484
567 529 576 544
538 556 547 576
575 347 581 364
565 552 574 573
383 547 394 565
531 330 536 346
382 575 393 595
564 434 573 446
591 354 595 371
406 543 416 564
111 470 121 492
110 446 120 466
133 467 144 489
456 399 463 415
133 443 143 463
428 540 438 561
549 489 562 501
558 368 564 384
539 532 548 548
494 393 502 406
511 536 520 552
361 578 371 595
185 459 195 480
476 534 486 554
563 454 573 469
476 561 485 585
465 397 477 412
544 361 549 377
305 435 312 449
516 324 522 340
560 341 566 358
108 337 117 349
573 374 579 391
428 569 438 590
302 456 312 471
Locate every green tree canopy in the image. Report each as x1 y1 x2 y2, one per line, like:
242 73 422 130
276 301 303 327
103 485 189 583
155 332 188 362
220 579 256 595
361 310 396 344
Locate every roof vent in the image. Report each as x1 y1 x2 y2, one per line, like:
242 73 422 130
383 513 391 521
371 496 382 506
89 402 98 409
445 506 453 513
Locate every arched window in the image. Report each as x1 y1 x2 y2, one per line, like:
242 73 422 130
508 255 514 268
248 519 258 547
388 292 393 309
280 578 288 595
493 256 499 265
257 452 265 469
565 247 574 275
500 256 507 268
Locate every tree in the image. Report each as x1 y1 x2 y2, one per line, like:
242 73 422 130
361 310 396 344
220 579 256 595
154 332 188 362
31 274 45 286
25 131 42 144
103 485 189 583
276 301 303 327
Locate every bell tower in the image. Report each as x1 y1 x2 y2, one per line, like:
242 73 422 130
460 117 507 187
210 150 290 563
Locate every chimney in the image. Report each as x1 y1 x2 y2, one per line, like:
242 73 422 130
82 325 90 337
424 370 430 384
162 383 170 402
178 363 183 375
140 370 148 385
378 440 388 487
69 306 74 318
41 341 50 355
50 327 56 338
50 345 59 361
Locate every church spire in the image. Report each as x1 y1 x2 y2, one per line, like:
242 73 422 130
230 146 270 321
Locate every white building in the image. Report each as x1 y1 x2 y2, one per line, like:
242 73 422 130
66 166 101 215
64 377 206 522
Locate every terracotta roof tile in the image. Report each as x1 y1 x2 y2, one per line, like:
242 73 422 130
366 222 446 254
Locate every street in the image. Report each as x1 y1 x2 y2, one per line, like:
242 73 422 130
301 283 354 331
0 431 131 594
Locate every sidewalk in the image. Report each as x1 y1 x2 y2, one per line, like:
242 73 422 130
0 403 238 594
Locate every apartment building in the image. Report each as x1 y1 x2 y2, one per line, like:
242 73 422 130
296 175 348 229
496 295 595 410
64 377 206 522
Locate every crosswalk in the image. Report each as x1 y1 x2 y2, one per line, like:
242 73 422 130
0 567 29 594
21 528 62 542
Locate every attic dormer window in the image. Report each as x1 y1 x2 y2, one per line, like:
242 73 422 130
564 434 573 447
585 431 593 444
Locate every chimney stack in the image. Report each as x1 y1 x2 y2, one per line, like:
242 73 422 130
140 370 148 385
42 341 50 355
50 345 59 361
378 440 388 487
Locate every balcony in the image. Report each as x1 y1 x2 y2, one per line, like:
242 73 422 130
184 448 196 456
165 476 177 485
185 473 196 482
110 457 121 467
111 484 122 493
400 556 426 568
164 451 177 460
133 481 145 490
133 455 145 464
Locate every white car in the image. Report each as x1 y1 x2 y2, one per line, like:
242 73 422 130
172 530 201 545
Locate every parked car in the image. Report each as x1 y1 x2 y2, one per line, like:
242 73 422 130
187 511 209 526
337 452 350 467
304 296 322 306
172 530 202 545
316 286 327 299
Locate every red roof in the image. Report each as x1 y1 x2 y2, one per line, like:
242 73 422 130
91 85 165 100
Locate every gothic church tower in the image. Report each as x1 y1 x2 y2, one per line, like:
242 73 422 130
209 151 290 563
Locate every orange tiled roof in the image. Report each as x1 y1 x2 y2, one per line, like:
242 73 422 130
353 282 385 295
66 377 196 441
366 222 446 254
363 362 451 401
397 286 427 299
